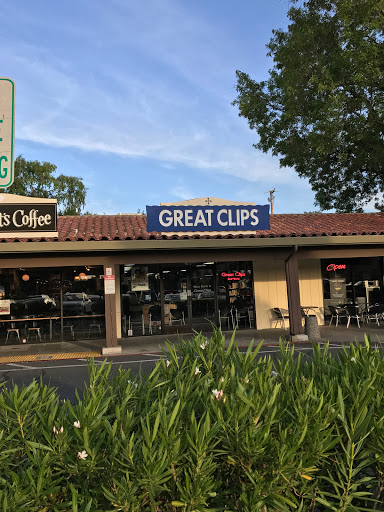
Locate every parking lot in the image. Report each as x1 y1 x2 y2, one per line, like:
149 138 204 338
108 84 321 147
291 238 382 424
0 339 374 401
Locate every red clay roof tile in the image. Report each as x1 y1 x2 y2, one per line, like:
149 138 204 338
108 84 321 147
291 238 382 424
2 212 384 243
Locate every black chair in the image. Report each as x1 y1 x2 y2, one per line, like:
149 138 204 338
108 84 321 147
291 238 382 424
128 311 144 335
328 305 348 327
149 305 162 334
170 308 185 326
365 303 384 326
219 308 233 330
248 308 255 328
271 308 289 329
344 305 363 328
233 308 248 329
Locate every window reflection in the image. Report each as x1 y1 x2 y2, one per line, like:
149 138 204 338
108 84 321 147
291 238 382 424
217 262 254 330
322 258 383 318
0 266 105 344
120 265 161 336
120 261 255 336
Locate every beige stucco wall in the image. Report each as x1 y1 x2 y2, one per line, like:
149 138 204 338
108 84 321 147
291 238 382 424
298 259 324 326
253 256 324 329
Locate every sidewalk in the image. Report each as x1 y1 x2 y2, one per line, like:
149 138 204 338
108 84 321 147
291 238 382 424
0 324 383 363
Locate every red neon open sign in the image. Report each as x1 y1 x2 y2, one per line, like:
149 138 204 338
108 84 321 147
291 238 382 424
326 263 346 271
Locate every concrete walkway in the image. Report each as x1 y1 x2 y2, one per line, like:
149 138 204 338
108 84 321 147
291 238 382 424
0 323 383 363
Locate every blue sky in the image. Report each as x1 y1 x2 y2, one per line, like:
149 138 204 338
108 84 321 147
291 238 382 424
2 0 320 214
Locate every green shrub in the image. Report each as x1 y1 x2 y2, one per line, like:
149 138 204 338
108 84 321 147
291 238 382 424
1 329 384 511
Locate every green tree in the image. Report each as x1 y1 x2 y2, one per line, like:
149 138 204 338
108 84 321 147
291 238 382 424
233 0 384 212
2 155 87 215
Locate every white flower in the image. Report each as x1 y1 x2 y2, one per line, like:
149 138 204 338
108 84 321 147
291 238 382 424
271 371 278 377
200 341 207 349
53 426 64 435
221 377 225 383
59 426 64 433
166 359 170 367
77 450 88 460
351 357 356 362
74 421 81 428
211 389 224 400
194 367 201 375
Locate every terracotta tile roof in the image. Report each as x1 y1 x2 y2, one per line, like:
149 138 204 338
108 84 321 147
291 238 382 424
2 212 384 243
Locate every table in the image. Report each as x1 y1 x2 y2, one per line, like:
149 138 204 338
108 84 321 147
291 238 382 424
0 316 60 341
0 314 105 341
301 306 318 316
61 314 105 339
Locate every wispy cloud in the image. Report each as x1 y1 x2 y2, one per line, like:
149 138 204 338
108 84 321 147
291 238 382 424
170 183 195 201
3 0 302 197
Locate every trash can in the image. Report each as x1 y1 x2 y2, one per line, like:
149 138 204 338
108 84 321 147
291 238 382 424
305 315 321 339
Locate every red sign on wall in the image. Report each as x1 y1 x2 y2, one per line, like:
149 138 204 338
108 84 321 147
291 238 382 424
326 263 346 271
221 271 246 281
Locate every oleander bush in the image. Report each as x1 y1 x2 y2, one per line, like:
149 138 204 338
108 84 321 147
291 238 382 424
1 329 384 511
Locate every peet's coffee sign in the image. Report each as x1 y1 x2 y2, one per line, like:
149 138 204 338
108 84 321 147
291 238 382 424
146 205 270 232
0 203 57 233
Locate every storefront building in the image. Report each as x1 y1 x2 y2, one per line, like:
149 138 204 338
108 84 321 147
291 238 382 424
1 196 384 350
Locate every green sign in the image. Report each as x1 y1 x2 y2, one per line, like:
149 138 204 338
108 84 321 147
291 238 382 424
0 78 15 188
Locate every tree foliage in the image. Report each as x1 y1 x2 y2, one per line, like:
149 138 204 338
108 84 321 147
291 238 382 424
2 155 87 215
233 0 384 212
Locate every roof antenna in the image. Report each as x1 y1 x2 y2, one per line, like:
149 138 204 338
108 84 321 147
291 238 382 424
267 189 277 215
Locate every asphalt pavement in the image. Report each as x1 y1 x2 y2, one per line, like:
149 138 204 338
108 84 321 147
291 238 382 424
0 342 349 401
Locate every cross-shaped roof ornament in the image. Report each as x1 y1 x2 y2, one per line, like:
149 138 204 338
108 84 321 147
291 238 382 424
205 197 212 205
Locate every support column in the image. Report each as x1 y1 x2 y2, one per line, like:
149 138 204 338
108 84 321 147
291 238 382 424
285 246 306 339
102 262 122 355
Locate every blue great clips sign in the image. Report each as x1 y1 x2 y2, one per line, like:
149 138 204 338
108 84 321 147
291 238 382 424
146 205 270 232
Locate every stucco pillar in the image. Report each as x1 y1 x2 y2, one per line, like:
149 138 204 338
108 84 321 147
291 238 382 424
285 247 305 337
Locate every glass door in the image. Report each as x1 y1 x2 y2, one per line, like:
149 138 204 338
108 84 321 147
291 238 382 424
216 262 254 330
190 263 215 330
162 264 190 334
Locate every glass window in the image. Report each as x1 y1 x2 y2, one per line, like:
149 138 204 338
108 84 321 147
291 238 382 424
216 262 254 330
120 265 161 336
120 261 255 336
0 266 105 344
163 264 189 330
322 258 383 317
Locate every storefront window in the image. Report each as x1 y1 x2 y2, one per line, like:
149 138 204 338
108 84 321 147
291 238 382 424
120 261 255 336
217 262 254 330
163 264 189 331
322 258 383 316
120 265 161 336
0 266 105 344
